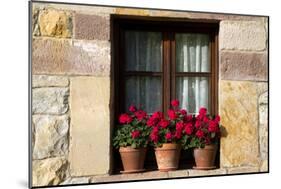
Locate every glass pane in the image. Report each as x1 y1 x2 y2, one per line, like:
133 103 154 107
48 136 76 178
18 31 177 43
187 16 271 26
125 31 162 72
176 77 209 114
176 33 210 72
125 76 162 113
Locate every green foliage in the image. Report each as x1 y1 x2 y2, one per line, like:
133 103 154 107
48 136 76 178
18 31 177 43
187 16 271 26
112 120 151 149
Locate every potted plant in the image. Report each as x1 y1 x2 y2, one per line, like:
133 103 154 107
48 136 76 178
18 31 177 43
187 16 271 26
113 105 151 173
189 107 221 170
149 99 193 171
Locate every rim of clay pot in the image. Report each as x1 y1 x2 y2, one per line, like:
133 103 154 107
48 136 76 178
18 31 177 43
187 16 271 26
119 146 147 152
155 143 181 151
195 144 217 150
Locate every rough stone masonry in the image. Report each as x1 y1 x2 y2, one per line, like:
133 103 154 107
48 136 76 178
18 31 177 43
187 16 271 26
31 2 268 187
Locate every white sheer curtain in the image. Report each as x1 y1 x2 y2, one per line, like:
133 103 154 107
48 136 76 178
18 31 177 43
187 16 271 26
125 31 162 113
176 33 210 114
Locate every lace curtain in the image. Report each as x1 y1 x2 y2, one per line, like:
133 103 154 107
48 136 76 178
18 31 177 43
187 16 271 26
124 31 210 114
125 31 162 113
176 33 210 114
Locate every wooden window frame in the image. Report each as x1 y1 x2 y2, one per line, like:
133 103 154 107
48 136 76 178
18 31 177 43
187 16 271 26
112 16 219 172
113 16 219 118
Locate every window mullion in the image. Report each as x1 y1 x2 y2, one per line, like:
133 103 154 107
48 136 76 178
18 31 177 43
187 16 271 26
163 32 171 113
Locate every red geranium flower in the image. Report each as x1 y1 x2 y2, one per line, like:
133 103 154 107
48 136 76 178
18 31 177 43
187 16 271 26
195 120 202 128
134 110 147 121
159 119 170 128
119 113 132 124
171 99 180 107
203 116 209 123
183 115 193 122
214 115 220 123
174 130 182 139
151 111 164 120
147 117 157 127
179 109 187 115
131 130 140 139
195 130 204 138
168 109 178 120
184 123 193 135
129 105 137 112
176 122 184 131
165 132 172 140
150 127 159 142
199 107 207 116
208 120 219 132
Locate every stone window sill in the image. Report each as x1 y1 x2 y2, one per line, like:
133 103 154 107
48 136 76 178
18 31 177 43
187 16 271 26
89 166 261 183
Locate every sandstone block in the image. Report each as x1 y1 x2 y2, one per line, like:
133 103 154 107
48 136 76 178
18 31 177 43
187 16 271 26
32 115 69 159
227 166 259 174
220 21 267 51
188 168 227 176
32 38 110 76
32 157 68 187
219 81 260 167
90 171 168 183
220 51 268 81
60 177 90 185
168 170 189 178
259 92 268 161
116 8 149 16
260 160 268 172
32 8 40 36
149 10 264 21
69 77 111 176
32 75 69 88
38 9 72 38
32 87 69 114
74 14 110 40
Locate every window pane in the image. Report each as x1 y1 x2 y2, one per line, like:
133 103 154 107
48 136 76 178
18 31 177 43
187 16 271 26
176 77 209 114
176 33 210 72
125 76 162 113
125 31 162 72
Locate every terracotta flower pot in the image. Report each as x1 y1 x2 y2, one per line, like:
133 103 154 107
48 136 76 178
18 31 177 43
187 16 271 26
155 143 181 171
193 144 217 170
119 146 147 173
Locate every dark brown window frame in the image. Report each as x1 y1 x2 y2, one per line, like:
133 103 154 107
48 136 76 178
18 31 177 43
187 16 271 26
112 16 219 172
113 16 219 118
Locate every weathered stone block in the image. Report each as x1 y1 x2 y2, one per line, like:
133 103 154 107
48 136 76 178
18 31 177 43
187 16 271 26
32 87 69 114
220 51 268 81
60 177 90 185
220 21 267 51
32 157 68 187
227 166 259 174
74 14 110 40
259 92 268 161
149 10 264 21
33 115 69 159
168 170 189 178
219 81 260 167
90 171 168 183
69 77 111 176
116 8 149 16
32 38 110 76
188 168 227 176
33 3 115 16
32 75 69 88
32 8 40 36
260 160 268 172
38 9 72 38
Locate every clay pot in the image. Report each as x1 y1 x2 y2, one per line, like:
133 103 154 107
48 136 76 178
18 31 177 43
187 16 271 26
119 146 147 173
193 144 217 170
155 143 181 171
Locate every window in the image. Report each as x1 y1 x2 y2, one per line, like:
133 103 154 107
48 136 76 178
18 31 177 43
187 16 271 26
113 17 219 171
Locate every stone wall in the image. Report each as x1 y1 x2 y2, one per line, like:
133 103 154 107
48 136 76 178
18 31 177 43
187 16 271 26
31 2 268 187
